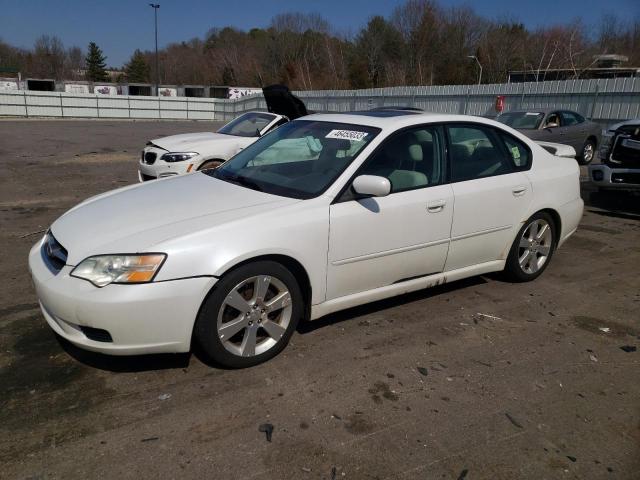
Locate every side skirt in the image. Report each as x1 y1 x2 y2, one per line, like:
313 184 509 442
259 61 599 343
309 260 505 321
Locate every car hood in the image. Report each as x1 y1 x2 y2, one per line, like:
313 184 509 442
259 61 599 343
149 132 243 152
262 84 308 120
607 119 640 132
51 173 298 264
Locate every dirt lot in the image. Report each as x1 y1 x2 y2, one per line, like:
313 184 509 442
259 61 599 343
1 119 639 479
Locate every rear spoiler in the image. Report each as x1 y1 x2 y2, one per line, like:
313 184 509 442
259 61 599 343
535 141 576 158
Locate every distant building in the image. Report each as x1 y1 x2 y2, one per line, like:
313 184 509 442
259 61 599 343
508 55 639 83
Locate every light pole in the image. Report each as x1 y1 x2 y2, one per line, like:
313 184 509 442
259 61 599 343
149 4 160 95
467 55 482 85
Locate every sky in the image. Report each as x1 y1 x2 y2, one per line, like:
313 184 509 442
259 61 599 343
0 0 638 67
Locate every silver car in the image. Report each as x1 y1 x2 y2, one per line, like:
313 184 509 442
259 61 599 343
497 109 601 165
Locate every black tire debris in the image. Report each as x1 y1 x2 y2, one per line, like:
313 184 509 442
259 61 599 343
259 423 274 442
505 412 524 429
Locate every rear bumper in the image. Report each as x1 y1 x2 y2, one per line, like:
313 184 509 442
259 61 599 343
28 237 216 355
557 197 584 248
588 164 640 190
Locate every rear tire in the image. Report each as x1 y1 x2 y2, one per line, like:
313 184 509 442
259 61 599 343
578 139 596 165
504 212 557 282
194 261 303 368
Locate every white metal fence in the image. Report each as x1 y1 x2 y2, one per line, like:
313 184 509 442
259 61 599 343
227 77 640 125
0 90 225 120
1 77 639 124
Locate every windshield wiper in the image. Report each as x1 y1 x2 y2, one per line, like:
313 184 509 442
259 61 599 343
217 171 263 192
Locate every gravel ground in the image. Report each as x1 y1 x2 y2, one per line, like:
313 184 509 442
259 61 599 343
0 120 639 479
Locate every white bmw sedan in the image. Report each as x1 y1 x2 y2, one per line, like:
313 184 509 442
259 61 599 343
29 110 583 368
138 111 288 181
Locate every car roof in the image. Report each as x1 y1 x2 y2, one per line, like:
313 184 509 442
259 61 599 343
296 112 505 131
501 108 580 115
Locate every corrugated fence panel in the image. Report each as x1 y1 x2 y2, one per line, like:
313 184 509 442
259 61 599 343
0 91 27 116
1 78 638 123
27 92 62 117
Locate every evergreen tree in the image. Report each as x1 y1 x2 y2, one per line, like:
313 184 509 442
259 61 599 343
125 50 150 83
85 42 108 82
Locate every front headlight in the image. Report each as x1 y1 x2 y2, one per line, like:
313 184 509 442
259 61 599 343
71 254 166 287
161 152 198 162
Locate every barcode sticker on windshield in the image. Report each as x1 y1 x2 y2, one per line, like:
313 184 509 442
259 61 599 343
525 112 539 116
326 130 368 141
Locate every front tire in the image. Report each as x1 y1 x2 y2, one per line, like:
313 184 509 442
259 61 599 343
504 212 556 282
198 160 224 171
194 261 303 368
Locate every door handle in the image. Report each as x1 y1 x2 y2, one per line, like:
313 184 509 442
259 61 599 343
427 199 446 213
512 186 527 196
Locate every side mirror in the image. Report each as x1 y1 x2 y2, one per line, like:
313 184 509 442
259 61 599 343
352 175 391 198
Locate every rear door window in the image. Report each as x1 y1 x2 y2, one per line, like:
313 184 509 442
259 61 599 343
446 125 514 182
561 111 584 126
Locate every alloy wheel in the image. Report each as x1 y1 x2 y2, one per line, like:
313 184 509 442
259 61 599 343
518 219 553 274
583 142 594 162
216 275 292 357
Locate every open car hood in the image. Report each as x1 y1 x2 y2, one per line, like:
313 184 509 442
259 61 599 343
262 84 308 120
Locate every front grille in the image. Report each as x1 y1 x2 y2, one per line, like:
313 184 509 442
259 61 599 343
143 151 157 165
41 232 68 274
141 173 156 181
607 132 640 169
611 172 640 185
80 326 113 343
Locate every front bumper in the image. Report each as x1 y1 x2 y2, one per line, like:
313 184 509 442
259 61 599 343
28 237 216 355
588 163 640 190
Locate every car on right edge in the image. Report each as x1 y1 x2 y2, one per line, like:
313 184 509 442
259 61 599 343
589 119 640 192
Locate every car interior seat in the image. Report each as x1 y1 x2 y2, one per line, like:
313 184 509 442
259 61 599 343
370 132 428 191
312 139 351 174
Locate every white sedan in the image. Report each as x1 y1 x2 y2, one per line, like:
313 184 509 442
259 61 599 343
29 111 583 367
138 111 288 181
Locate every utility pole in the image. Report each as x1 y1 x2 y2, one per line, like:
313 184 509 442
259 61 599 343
467 55 483 85
149 4 160 95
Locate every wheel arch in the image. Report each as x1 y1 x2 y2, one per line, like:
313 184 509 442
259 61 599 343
536 208 562 243
586 135 598 147
212 254 313 322
197 158 226 170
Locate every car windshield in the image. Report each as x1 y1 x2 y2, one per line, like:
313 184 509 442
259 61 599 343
218 112 277 137
206 120 380 199
497 112 544 129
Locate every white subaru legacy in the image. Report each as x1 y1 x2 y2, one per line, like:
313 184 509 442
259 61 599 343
29 110 583 368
